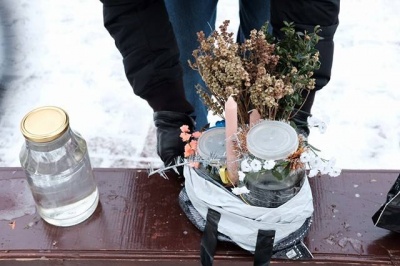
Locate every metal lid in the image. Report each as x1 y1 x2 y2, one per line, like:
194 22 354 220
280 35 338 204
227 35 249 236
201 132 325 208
20 106 69 143
197 127 226 161
246 120 298 160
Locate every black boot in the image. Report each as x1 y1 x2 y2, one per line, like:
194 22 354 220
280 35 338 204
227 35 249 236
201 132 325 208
291 110 311 137
290 89 316 137
154 111 195 170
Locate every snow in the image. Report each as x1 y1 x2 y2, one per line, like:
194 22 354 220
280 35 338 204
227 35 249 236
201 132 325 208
0 0 399 170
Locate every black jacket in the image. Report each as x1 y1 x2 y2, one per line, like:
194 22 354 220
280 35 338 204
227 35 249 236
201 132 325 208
101 0 194 114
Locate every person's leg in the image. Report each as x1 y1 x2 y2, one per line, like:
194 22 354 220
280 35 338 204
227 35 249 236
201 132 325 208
270 0 340 134
102 0 193 114
237 0 271 43
102 0 195 168
165 0 218 130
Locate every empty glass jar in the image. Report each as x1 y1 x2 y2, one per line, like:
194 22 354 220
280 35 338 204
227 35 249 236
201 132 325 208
241 120 305 208
196 127 227 182
19 106 99 226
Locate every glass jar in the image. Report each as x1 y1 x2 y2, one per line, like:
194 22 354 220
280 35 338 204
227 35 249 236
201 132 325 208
196 127 227 182
241 120 305 208
242 168 305 208
19 106 99 226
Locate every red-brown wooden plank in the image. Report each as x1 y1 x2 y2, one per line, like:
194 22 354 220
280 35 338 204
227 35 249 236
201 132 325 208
1 168 399 265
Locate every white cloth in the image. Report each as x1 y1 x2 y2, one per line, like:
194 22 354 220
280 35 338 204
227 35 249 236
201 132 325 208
184 166 314 252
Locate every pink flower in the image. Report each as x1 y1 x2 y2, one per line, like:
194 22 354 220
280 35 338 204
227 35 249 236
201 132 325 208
189 162 200 168
189 139 198 150
180 132 191 142
184 144 195 157
180 125 190 133
192 131 202 138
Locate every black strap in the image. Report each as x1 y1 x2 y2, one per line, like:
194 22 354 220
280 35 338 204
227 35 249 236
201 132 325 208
200 209 221 266
200 209 275 265
254 229 276 266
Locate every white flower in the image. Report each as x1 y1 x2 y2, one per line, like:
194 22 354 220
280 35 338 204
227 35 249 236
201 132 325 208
308 168 319 177
307 116 321 127
327 157 337 167
263 160 276 170
232 186 250 195
309 156 324 170
238 171 246 182
300 151 313 163
318 121 327 134
308 116 328 134
320 163 331 175
241 159 252 172
328 167 341 177
250 159 262 172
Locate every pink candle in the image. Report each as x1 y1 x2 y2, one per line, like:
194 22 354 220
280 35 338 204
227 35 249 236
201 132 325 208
225 96 238 184
249 109 261 127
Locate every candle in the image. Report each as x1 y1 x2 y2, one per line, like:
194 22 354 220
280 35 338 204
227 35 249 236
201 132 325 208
225 96 238 183
249 109 261 127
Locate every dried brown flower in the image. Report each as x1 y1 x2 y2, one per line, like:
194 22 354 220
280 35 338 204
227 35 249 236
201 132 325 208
190 20 321 126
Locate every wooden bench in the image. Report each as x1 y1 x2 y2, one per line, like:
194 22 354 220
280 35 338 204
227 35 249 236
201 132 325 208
1 167 399 265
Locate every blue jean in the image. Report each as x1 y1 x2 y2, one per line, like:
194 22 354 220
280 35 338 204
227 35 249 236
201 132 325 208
165 0 271 130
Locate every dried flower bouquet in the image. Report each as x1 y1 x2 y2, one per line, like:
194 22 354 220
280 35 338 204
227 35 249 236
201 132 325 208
189 20 321 125
150 20 341 186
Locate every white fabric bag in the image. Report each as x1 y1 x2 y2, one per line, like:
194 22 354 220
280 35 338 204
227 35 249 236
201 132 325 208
183 165 314 252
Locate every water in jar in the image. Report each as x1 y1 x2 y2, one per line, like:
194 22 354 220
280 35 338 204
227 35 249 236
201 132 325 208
21 130 99 227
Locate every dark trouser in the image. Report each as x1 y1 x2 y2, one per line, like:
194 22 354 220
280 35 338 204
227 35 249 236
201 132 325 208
101 0 194 114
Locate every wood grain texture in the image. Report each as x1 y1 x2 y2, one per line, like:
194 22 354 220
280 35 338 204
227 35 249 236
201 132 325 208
1 168 399 265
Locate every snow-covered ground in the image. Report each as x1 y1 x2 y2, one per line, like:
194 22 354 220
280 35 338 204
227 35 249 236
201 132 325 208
0 0 399 170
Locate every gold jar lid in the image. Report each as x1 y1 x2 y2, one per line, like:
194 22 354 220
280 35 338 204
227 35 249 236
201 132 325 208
20 106 69 143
